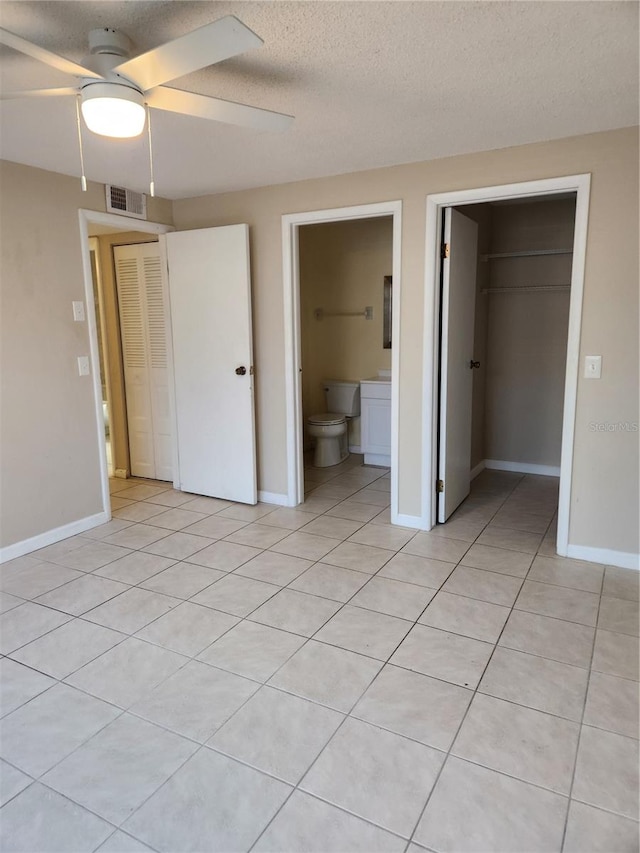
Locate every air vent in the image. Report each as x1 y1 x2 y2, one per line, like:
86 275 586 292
105 185 147 220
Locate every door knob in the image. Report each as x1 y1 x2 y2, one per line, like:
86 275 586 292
235 366 247 376
469 360 481 369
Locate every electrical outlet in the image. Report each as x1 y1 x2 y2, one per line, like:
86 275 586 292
584 355 602 379
72 301 85 322
77 356 90 376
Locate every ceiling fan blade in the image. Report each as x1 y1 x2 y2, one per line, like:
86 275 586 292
147 86 294 132
0 27 100 78
113 16 263 92
1 87 78 100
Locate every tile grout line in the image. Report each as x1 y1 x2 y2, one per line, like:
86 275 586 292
403 481 574 850
558 576 605 852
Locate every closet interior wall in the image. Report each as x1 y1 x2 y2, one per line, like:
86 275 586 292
468 196 577 474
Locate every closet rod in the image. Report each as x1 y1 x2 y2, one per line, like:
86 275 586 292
314 306 373 320
481 249 573 261
482 285 571 294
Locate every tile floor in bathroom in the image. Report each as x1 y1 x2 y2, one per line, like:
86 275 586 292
0 457 638 852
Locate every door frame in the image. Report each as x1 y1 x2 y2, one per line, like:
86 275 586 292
282 201 404 520
78 209 174 520
422 174 591 555
87 236 115 477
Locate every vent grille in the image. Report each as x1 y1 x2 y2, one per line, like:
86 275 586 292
105 185 147 220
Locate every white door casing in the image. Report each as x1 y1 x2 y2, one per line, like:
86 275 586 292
438 208 478 522
165 224 257 504
114 242 172 481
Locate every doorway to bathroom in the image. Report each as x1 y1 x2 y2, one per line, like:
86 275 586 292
282 201 404 522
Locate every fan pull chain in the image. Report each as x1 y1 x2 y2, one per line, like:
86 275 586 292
75 96 87 192
147 105 155 197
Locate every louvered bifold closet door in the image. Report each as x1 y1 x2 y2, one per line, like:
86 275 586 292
114 243 172 481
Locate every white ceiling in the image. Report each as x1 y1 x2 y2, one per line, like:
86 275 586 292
0 1 637 200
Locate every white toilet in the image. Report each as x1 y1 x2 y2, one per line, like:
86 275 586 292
307 380 361 468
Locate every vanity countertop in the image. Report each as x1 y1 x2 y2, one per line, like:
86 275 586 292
361 371 391 384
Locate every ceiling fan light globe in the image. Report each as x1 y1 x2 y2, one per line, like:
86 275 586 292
81 83 145 138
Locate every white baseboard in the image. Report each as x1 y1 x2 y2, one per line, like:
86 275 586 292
484 459 561 477
392 512 426 530
364 452 392 467
349 445 362 455
470 460 486 480
258 491 289 507
566 544 639 571
0 511 110 564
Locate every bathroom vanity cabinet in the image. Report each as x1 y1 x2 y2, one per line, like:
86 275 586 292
360 378 391 466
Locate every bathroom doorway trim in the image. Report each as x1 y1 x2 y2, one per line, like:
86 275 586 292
79 209 175 521
422 174 591 556
282 201 406 522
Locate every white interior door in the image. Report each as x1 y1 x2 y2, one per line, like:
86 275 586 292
114 242 172 481
165 224 257 504
438 208 478 522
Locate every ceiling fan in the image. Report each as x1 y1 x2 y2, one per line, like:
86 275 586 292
0 16 294 139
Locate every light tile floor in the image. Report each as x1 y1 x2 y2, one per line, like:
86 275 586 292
1 458 639 852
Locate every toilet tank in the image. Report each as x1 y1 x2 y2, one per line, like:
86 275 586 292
324 380 361 416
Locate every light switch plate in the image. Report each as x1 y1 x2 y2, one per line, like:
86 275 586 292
77 356 90 376
72 301 85 322
584 355 602 379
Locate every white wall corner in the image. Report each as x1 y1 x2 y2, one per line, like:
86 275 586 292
565 544 640 572
0 511 110 564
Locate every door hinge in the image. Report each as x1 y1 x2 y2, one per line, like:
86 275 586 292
441 243 450 259
436 479 444 493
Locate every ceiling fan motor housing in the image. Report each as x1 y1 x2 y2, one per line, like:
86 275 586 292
88 28 132 58
83 28 138 83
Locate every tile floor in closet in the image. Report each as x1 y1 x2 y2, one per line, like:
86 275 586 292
0 456 638 852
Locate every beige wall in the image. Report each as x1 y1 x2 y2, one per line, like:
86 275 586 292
95 231 159 475
299 217 393 446
174 127 639 556
0 160 172 549
483 198 575 467
1 127 637 558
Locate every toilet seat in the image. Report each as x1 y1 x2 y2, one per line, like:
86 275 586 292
307 413 345 426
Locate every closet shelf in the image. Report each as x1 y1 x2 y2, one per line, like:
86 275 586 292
482 284 571 294
480 249 573 261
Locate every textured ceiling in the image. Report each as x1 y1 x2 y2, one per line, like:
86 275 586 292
0 1 638 199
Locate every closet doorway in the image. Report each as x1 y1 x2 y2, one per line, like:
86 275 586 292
80 210 174 515
439 194 577 520
89 231 169 482
423 175 591 557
